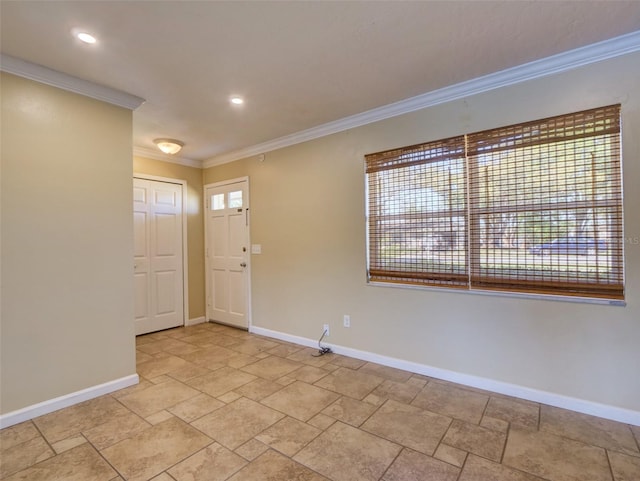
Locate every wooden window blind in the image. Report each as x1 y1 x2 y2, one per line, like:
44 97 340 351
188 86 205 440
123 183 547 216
366 105 623 300
366 136 468 288
467 105 623 299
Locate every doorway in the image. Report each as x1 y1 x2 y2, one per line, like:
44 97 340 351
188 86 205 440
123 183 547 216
205 177 250 329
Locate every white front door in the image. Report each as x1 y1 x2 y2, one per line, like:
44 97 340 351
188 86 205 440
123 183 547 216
134 177 184 335
205 179 250 329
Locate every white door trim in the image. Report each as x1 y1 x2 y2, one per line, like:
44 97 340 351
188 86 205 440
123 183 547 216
204 176 252 329
134 173 189 325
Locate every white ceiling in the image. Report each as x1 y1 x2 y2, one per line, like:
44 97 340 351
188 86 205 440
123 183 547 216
2 1 640 165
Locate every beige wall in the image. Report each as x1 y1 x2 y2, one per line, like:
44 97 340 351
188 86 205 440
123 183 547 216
204 51 640 412
133 156 205 320
1 73 136 413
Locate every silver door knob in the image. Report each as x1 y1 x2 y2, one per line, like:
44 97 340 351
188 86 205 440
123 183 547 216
240 262 247 267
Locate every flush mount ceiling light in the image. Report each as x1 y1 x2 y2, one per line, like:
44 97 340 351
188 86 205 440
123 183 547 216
230 96 244 105
154 138 184 155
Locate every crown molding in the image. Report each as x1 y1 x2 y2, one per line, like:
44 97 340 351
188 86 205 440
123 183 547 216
133 146 202 168
203 29 640 168
0 54 145 110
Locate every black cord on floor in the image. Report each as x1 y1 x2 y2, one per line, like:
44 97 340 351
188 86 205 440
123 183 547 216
312 329 333 357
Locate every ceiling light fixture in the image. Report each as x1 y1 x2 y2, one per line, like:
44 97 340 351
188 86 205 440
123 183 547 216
154 138 184 155
230 96 244 105
75 31 97 44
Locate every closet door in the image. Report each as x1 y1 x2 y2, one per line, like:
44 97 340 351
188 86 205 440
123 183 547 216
134 177 184 335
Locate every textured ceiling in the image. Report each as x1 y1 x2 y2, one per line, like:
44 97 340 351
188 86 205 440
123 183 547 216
2 1 640 164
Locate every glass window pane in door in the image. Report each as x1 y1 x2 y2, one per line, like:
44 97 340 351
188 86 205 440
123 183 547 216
212 193 225 210
229 190 243 208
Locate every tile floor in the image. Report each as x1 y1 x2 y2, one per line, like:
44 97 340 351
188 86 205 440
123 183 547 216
1 322 639 481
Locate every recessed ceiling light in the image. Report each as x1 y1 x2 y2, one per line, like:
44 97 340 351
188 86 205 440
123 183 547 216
75 31 97 44
230 96 244 105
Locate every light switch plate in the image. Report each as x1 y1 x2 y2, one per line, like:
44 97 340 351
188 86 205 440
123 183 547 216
251 244 262 254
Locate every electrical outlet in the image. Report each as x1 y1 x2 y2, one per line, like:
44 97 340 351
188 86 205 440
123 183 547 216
323 324 330 336
343 315 351 328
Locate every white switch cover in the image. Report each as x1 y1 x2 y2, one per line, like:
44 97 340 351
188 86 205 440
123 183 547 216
251 244 262 254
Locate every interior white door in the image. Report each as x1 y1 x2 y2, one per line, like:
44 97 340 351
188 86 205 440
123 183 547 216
134 178 184 335
205 180 249 328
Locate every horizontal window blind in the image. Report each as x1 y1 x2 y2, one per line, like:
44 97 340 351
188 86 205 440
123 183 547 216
467 105 623 299
366 136 468 288
365 105 624 300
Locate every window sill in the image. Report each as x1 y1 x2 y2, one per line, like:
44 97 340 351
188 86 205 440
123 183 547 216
366 280 626 306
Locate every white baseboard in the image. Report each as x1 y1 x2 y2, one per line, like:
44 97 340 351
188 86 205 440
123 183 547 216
186 316 206 326
0 374 139 429
250 325 640 426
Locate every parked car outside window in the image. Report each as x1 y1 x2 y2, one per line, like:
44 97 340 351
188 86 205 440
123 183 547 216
528 237 607 255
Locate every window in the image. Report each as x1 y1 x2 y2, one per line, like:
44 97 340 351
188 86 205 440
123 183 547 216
229 190 243 208
366 105 623 300
211 190 244 210
211 193 226 210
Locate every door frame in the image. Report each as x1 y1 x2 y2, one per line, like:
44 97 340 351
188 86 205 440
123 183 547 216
134 173 190 326
204 176 252 329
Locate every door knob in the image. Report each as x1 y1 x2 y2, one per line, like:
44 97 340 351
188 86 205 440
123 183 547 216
240 262 247 267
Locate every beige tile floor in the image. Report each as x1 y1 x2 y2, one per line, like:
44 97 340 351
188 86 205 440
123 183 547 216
1 322 639 481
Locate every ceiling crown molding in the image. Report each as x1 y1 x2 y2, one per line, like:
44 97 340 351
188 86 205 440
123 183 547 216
204 29 640 168
0 54 145 110
133 146 202 169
